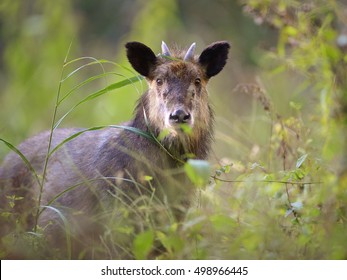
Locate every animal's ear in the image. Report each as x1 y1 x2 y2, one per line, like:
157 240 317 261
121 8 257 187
125 42 157 77
198 41 230 78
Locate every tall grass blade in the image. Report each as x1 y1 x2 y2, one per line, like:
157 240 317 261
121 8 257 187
48 125 154 157
53 75 143 130
62 57 107 82
41 205 72 259
0 138 41 186
59 72 131 104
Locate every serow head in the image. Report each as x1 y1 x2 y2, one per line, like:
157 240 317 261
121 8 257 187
126 40 230 141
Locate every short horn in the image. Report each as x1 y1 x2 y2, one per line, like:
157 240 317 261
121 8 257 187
184 42 196 61
161 41 171 56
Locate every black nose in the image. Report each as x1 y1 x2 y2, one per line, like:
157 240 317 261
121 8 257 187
169 109 191 124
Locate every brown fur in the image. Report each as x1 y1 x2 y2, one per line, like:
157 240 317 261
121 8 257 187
0 41 230 259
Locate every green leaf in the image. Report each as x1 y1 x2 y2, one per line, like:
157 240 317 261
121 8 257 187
184 159 211 188
156 231 184 254
132 230 154 260
143 175 153 182
293 168 306 180
179 123 192 135
284 26 298 36
210 214 236 232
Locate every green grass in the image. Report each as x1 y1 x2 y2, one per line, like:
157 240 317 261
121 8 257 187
1 0 347 259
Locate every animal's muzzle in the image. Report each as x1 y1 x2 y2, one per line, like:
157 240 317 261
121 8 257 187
169 109 191 124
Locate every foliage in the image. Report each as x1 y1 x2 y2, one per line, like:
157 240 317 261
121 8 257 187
1 0 347 259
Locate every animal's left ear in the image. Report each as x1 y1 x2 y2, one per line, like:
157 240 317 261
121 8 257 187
126 42 157 77
198 41 230 78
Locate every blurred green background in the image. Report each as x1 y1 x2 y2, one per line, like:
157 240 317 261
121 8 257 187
1 0 347 259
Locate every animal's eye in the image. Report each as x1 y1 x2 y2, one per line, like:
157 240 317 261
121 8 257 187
156 78 163 86
195 78 201 86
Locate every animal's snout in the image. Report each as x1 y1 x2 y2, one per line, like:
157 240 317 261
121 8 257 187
169 109 191 124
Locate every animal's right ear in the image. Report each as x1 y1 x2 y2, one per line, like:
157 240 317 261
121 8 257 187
126 42 157 77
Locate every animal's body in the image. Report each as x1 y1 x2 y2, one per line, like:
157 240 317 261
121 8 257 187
0 41 230 258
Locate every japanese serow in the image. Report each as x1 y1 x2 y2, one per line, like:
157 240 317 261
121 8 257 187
0 41 230 258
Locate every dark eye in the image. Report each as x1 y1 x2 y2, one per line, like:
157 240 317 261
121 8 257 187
195 78 201 86
156 78 163 86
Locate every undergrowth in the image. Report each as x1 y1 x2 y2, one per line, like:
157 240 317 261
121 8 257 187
1 0 347 259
